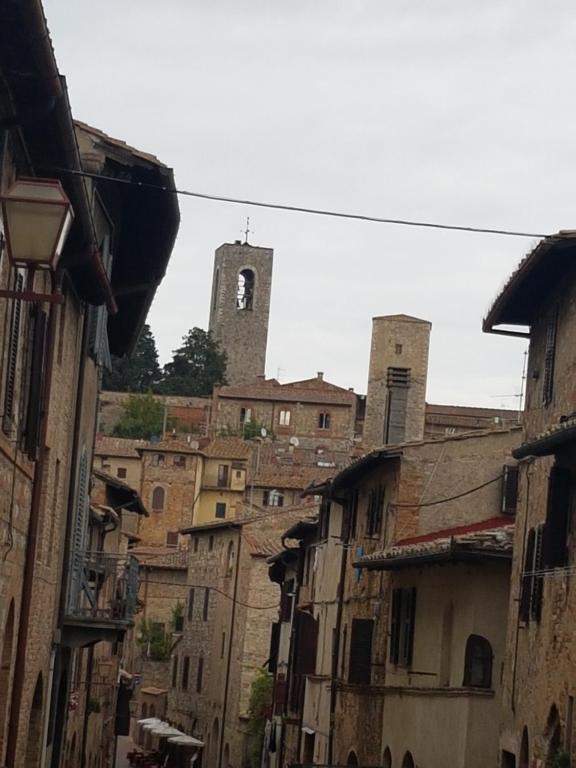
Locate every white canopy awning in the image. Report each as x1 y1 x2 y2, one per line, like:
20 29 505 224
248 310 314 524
168 735 204 747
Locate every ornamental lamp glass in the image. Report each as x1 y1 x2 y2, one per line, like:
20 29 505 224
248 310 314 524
0 177 74 270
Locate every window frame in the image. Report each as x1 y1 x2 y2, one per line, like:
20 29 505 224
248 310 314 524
462 634 493 689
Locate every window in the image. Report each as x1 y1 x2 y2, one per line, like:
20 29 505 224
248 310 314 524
263 489 284 507
294 610 318 675
221 631 226 659
226 542 235 576
348 618 373 684
501 464 519 514
174 455 186 468
543 465 573 568
401 752 415 768
116 467 127 479
366 485 385 537
215 502 227 519
174 614 184 633
520 525 544 623
318 412 331 430
24 308 48 459
390 588 416 666
236 268 255 310
463 634 493 688
384 367 411 444
543 307 558 406
182 656 190 690
172 655 178 688
196 656 204 692
166 531 179 547
203 588 210 620
395 343 403 355
383 748 392 768
187 588 195 620
240 407 252 424
343 488 359 541
151 486 165 512
151 453 165 467
279 409 291 426
193 537 199 553
209 536 214 551
217 464 229 488
319 500 331 540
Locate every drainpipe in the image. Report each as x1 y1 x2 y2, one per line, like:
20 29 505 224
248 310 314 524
218 527 242 768
6 282 59 767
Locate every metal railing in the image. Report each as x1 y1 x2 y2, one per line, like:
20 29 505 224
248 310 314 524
66 550 139 623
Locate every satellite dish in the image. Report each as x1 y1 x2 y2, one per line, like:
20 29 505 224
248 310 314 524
289 436 300 447
260 427 267 438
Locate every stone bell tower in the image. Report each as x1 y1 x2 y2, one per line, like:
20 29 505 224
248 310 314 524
208 240 273 385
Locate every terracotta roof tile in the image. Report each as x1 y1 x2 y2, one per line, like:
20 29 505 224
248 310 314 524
201 438 252 460
243 532 282 558
251 465 333 490
216 376 356 406
95 436 147 458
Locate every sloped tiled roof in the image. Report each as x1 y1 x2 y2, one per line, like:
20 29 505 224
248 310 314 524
201 437 252 460
95 436 146 458
243 531 282 558
75 120 165 166
216 376 356 406
251 464 333 490
513 415 576 459
131 546 188 570
358 516 514 570
138 440 199 454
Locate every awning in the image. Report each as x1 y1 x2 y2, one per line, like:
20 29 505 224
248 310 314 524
168 735 204 747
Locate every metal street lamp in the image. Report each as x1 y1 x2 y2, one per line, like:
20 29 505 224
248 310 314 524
0 177 74 302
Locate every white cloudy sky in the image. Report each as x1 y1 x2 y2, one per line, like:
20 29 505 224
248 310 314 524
44 0 576 406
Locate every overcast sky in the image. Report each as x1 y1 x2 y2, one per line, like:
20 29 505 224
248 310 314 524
44 1 576 407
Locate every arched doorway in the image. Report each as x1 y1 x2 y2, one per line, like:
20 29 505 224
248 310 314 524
383 747 392 768
224 743 230 767
545 705 561 767
347 751 359 766
25 674 44 767
402 751 415 768
0 600 15 755
211 718 220 764
519 726 529 768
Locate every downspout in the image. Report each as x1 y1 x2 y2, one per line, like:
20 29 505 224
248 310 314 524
327 498 349 766
218 527 242 768
6 284 59 767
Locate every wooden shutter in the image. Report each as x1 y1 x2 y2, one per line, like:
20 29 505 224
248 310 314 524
543 308 558 406
544 466 571 567
294 610 318 675
519 529 535 623
68 446 90 613
531 524 545 622
3 273 23 431
389 588 402 664
502 465 519 515
348 619 374 684
24 309 47 460
268 622 280 674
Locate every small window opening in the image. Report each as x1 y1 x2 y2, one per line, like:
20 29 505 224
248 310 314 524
236 269 255 310
463 634 493 688
318 412 331 430
395 343 403 355
152 486 165 512
117 467 127 479
279 409 291 426
263 489 284 507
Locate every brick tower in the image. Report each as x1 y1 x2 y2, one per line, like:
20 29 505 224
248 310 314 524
363 314 431 450
208 240 273 385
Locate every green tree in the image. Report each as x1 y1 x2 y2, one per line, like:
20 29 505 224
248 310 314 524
245 669 273 768
113 393 164 440
161 327 227 397
103 324 162 393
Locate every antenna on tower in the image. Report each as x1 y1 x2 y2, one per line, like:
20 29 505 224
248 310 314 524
242 217 253 244
518 347 528 422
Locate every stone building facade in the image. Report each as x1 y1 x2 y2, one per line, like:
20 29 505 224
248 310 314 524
0 10 180 766
94 435 146 492
209 241 274 385
98 391 211 437
266 427 521 768
484 231 576 768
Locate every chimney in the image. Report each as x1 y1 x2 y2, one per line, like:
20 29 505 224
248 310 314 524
317 372 324 381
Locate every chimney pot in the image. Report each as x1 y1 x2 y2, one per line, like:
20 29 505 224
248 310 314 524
234 239 242 245
317 372 324 380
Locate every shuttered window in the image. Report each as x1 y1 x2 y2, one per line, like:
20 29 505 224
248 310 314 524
366 485 385 537
501 465 519 515
348 619 374 684
182 656 190 690
294 610 318 675
389 588 416 667
68 447 90 612
343 488 359 541
531 525 545 622
2 272 23 434
544 466 572 568
543 307 558 406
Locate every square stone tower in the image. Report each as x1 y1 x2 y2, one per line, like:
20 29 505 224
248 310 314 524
363 314 431 450
208 241 273 385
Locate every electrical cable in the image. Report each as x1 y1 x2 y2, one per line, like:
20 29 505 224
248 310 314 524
392 472 503 508
138 578 279 611
51 167 547 239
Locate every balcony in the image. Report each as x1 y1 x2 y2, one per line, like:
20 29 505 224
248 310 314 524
63 551 139 647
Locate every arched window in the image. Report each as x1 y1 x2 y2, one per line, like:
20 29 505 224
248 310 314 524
152 486 165 512
545 704 561 766
0 600 15 753
25 674 44 767
463 634 493 688
402 751 415 768
236 269 255 310
519 726 529 768
383 747 392 768
226 542 235 576
347 751 359 765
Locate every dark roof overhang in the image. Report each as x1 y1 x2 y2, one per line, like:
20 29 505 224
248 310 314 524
513 419 576 459
357 546 512 571
483 231 576 334
93 468 148 516
331 449 402 492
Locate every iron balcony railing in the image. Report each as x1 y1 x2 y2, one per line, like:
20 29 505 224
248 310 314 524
66 550 139 624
